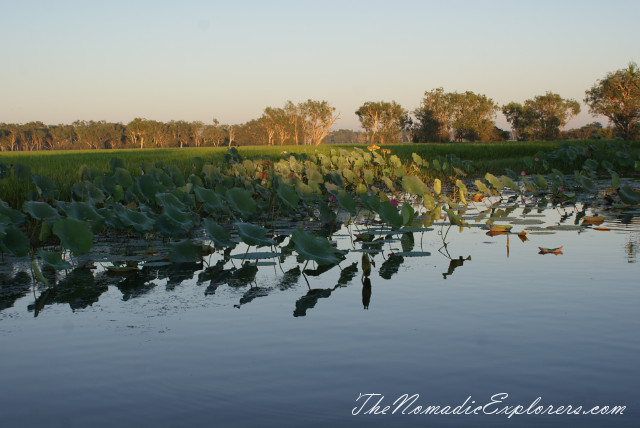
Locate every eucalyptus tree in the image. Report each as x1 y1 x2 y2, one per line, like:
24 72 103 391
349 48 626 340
203 119 226 147
451 92 498 142
503 93 580 141
190 121 205 147
356 101 408 144
414 89 498 142
502 102 536 141
414 88 456 142
0 123 20 151
285 101 302 145
74 120 123 149
148 120 170 148
260 108 278 146
48 124 77 150
526 92 580 140
585 62 640 139
168 120 192 148
299 99 340 146
126 118 152 149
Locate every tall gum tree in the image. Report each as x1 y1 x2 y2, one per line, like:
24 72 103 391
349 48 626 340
585 62 640 139
299 100 340 146
356 101 408 144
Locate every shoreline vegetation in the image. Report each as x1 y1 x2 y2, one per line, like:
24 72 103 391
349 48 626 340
0 141 638 268
1 63 638 151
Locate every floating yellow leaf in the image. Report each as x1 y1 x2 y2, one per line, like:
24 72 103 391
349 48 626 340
471 193 485 202
487 224 512 232
538 246 563 255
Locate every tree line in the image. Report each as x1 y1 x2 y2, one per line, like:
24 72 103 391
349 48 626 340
1 62 638 151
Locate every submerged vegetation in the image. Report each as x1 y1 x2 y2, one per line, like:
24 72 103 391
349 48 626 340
0 141 639 302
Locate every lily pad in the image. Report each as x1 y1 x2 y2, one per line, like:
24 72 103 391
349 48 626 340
290 229 344 266
230 251 281 260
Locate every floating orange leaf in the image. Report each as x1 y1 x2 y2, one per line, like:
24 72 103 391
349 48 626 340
471 193 485 202
538 246 563 255
582 216 604 226
592 227 610 231
518 231 529 242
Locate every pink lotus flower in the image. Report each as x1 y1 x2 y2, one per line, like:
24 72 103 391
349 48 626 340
534 157 540 162
558 186 565 192
328 195 337 203
520 171 526 176
389 199 399 207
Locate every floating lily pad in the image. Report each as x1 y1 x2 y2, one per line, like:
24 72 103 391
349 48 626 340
230 251 281 260
393 251 431 257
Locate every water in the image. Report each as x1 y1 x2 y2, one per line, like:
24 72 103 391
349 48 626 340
1 202 639 427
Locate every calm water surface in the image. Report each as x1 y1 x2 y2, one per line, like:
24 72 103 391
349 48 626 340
1 203 639 427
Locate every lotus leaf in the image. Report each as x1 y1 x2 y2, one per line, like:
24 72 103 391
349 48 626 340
474 179 491 195
0 226 30 257
110 157 126 172
115 168 133 189
13 163 32 181
536 174 548 189
402 175 427 196
226 188 256 219
230 252 281 260
33 175 59 200
290 229 344 266
168 239 203 263
485 173 503 191
203 218 236 249
52 218 93 255
39 250 72 270
336 191 356 216
63 201 105 233
618 184 640 205
156 192 186 209
500 175 517 190
361 194 380 212
401 203 414 226
0 200 27 226
277 183 300 208
116 208 155 233
235 222 275 247
137 174 159 201
378 201 403 228
23 201 60 222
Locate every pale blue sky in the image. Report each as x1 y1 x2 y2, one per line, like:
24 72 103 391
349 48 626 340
1 0 638 130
